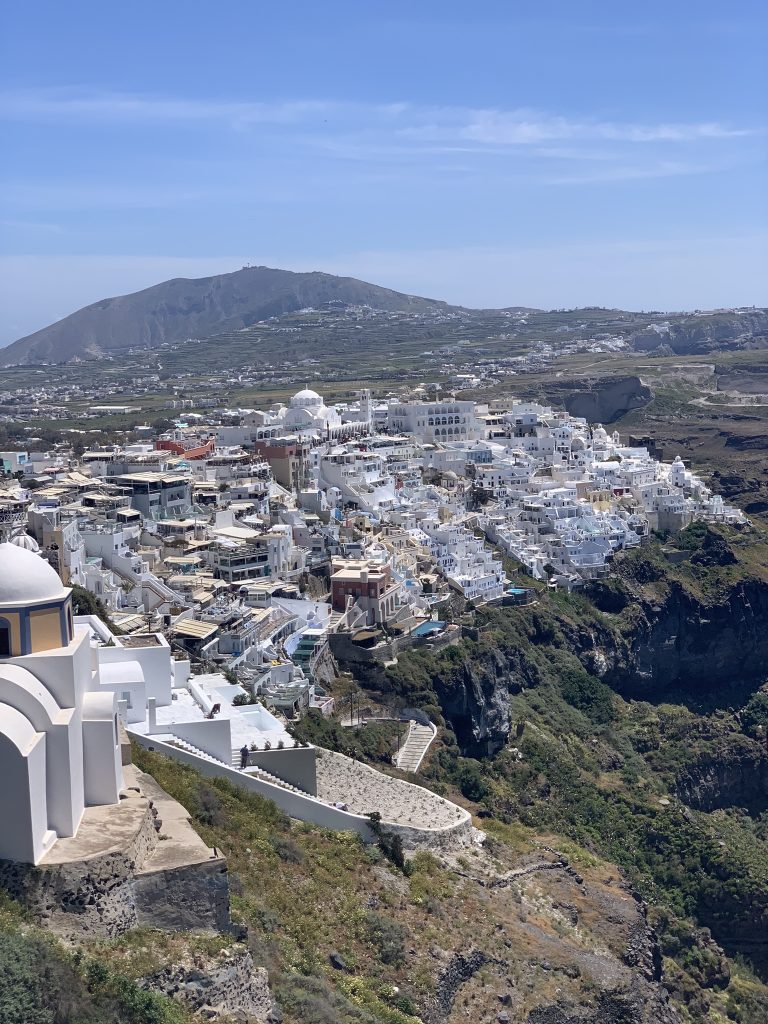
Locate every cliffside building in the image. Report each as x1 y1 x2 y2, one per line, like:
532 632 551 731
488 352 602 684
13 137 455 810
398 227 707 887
0 543 123 864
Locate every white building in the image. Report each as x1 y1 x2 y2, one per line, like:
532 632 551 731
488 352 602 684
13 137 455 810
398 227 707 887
0 544 123 864
218 388 371 447
386 399 479 443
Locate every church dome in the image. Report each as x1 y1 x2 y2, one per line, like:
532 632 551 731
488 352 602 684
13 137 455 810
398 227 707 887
0 543 69 607
290 388 322 408
10 532 40 553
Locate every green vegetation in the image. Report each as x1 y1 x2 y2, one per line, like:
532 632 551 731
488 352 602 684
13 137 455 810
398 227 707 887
128 751 425 1024
348 538 768 1003
0 895 189 1024
291 712 404 765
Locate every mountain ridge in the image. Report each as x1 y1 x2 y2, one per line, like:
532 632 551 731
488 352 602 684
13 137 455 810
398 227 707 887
3 262 765 368
0 264 462 366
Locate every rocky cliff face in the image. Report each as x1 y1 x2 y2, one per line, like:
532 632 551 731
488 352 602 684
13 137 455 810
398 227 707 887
141 948 278 1021
379 546 768 758
586 575 768 699
563 375 653 424
430 644 525 757
631 309 768 354
674 735 768 814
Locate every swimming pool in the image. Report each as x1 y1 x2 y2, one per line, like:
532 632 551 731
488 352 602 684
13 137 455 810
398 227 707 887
411 620 446 637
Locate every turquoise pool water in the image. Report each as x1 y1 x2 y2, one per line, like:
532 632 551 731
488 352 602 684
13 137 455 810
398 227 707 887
411 620 446 637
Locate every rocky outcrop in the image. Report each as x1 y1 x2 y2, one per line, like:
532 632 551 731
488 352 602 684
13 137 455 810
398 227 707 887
427 947 496 1022
524 983 679 1024
434 651 517 756
564 376 652 424
592 575 768 698
141 948 278 1022
674 735 768 814
630 309 768 355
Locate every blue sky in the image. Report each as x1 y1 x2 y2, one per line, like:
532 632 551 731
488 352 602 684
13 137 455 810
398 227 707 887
1 0 766 343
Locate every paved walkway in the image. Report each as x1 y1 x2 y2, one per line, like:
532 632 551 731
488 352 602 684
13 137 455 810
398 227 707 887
395 722 436 772
315 749 466 830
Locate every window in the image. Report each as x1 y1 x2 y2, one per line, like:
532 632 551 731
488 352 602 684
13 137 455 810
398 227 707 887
0 623 9 657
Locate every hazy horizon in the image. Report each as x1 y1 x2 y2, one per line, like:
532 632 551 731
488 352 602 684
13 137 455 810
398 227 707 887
2 245 768 348
1 0 766 344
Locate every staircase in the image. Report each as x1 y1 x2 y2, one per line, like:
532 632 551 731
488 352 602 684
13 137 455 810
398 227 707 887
167 737 230 766
167 737 311 797
328 609 345 632
395 722 436 773
230 746 312 796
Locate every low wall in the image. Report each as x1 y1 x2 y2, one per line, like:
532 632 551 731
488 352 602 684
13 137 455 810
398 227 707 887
132 734 472 850
131 733 375 842
171 718 232 763
247 746 317 795
384 815 473 852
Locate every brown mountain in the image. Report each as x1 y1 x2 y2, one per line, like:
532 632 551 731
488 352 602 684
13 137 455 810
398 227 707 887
0 265 457 366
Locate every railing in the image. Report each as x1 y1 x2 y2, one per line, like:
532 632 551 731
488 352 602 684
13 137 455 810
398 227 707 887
253 611 297 642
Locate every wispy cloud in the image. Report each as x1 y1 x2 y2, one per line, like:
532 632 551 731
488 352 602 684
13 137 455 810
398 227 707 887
0 88 761 204
452 108 754 144
0 89 408 130
0 88 758 146
0 218 63 233
1 89 325 125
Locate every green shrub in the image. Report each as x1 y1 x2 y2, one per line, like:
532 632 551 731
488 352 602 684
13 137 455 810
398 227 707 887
559 666 616 724
364 911 408 967
741 691 768 739
272 836 305 864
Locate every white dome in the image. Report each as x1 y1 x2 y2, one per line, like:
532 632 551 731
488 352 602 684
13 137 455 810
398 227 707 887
10 532 40 553
0 543 70 606
291 388 322 408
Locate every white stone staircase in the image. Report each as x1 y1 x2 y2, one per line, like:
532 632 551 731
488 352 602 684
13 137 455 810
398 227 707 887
328 609 345 631
230 746 311 796
395 722 436 773
167 737 230 766
167 737 311 797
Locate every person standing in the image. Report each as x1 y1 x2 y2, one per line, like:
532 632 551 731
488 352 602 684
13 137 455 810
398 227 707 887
239 744 250 769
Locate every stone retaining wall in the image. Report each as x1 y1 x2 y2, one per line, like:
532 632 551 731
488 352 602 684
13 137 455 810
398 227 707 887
135 859 231 933
0 786 230 938
141 948 276 1021
0 801 157 938
384 814 474 852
